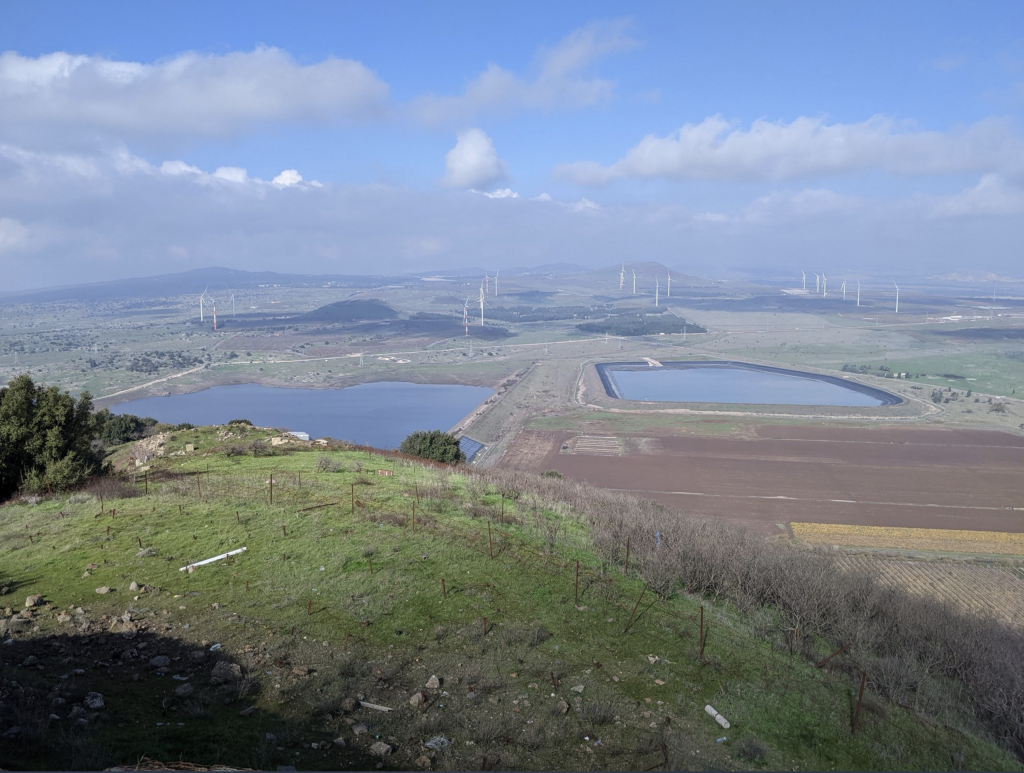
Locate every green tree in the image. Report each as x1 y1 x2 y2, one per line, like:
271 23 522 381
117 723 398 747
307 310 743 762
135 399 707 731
0 374 103 500
399 430 465 464
94 410 157 445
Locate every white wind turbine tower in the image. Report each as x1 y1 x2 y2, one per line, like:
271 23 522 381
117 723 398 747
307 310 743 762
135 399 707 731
821 273 828 296
463 297 470 336
801 271 806 291
619 264 625 290
666 270 672 298
494 269 499 297
814 273 820 294
841 281 847 301
893 280 900 314
632 270 637 294
199 287 209 322
484 273 489 296
655 278 660 307
479 284 485 325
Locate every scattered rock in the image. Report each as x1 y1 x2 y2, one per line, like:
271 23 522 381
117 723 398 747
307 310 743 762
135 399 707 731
333 737 346 748
291 666 310 676
84 692 104 709
426 675 440 689
25 594 43 608
571 685 585 694
136 547 157 558
95 586 111 595
210 660 243 683
415 755 432 768
410 691 425 707
556 699 569 714
86 563 99 571
340 697 357 712
129 581 139 592
69 706 86 720
18 609 33 619
175 683 194 698
352 723 368 736
239 706 256 717
188 650 207 664
149 655 171 669
22 655 38 666
57 613 71 623
370 741 393 758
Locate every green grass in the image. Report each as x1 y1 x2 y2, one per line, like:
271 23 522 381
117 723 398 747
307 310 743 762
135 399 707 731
0 429 1019 771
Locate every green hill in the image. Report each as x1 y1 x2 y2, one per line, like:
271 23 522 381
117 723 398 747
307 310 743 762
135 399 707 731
0 424 1020 771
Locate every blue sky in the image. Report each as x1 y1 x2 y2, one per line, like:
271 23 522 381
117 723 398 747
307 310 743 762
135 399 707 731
1 1 1023 288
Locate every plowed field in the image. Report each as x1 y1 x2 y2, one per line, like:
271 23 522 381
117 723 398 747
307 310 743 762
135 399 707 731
504 425 1024 540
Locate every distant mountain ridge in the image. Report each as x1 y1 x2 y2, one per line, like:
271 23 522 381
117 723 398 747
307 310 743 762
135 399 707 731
0 263 598 304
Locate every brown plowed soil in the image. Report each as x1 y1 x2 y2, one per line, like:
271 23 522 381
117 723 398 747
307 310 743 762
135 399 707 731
506 426 1024 537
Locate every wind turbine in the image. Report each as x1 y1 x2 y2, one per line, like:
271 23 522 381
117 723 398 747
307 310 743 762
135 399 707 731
619 264 625 291
494 269 499 297
632 270 637 295
814 273 820 294
821 273 828 297
841 281 847 301
655 278 660 307
479 284 485 325
667 270 672 298
893 280 900 314
801 271 806 292
484 273 489 296
199 287 209 322
463 297 470 336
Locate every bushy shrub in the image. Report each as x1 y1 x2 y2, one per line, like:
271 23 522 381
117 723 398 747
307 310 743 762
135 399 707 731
399 430 465 464
0 374 104 500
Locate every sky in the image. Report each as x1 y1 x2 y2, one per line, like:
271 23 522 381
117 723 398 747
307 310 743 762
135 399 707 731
1 0 1023 290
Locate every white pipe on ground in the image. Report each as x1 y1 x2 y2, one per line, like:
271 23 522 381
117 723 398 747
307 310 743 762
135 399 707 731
179 546 247 572
705 705 730 729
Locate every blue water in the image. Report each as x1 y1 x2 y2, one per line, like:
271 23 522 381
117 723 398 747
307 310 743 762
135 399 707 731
609 367 886 407
111 382 494 448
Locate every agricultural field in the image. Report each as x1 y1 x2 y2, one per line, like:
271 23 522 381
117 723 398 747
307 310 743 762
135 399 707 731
792 523 1024 556
501 424 1024 540
834 555 1024 628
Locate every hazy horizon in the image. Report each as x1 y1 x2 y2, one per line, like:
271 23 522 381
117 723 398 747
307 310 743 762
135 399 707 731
2 1 1023 291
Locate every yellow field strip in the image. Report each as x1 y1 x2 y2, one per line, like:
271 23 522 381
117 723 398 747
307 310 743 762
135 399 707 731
792 522 1024 556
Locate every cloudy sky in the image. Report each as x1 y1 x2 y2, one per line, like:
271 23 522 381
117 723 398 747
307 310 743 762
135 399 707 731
2 0 1023 289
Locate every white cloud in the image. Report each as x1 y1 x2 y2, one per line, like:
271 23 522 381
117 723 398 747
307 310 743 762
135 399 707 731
475 187 518 199
213 166 249 184
272 169 303 186
931 174 1024 217
1 142 1022 291
556 115 1024 184
441 128 507 188
0 47 390 149
412 19 640 126
0 217 28 252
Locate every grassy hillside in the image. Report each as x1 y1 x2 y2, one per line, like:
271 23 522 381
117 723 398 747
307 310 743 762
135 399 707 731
0 425 1020 771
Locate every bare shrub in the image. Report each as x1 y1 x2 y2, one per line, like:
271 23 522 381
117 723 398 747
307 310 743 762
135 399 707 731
316 456 343 473
85 475 139 500
738 736 769 762
580 699 617 725
248 439 269 457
